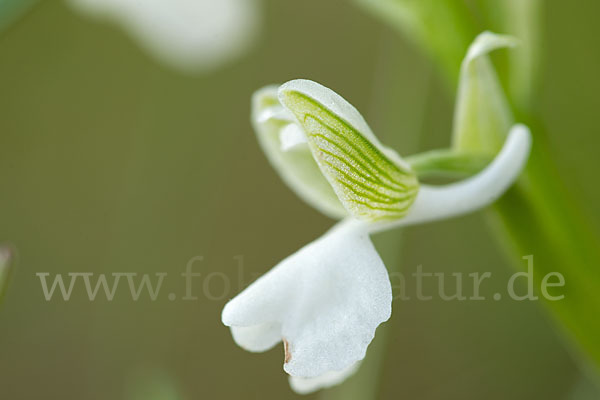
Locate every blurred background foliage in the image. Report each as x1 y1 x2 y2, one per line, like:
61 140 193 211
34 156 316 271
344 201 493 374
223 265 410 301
0 0 599 399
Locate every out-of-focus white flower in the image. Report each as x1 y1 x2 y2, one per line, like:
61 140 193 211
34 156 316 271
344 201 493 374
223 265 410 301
0 245 14 301
223 32 531 394
67 0 261 72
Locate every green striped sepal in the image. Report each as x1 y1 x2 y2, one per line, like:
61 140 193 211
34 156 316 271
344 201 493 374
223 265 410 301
279 80 419 221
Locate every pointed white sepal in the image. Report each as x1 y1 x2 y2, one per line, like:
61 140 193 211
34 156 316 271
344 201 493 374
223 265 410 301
222 221 392 378
463 31 519 65
370 124 531 232
453 31 518 155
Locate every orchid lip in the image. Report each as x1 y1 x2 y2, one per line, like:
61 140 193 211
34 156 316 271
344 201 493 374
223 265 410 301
221 220 392 379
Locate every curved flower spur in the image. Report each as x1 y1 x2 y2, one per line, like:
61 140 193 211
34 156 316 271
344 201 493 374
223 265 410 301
222 33 531 395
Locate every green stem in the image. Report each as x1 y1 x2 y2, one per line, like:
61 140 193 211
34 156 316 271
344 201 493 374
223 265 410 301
407 117 600 382
489 118 600 380
354 0 600 387
353 0 477 86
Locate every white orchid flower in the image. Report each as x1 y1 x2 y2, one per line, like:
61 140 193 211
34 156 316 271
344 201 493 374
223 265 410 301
67 0 261 72
223 34 531 395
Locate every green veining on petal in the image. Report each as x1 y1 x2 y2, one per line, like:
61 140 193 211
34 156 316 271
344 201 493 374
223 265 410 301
280 91 419 221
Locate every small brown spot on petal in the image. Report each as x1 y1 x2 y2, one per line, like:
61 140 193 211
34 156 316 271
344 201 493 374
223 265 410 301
283 338 292 363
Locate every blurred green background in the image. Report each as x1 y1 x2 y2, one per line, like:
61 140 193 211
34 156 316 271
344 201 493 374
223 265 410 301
0 0 599 399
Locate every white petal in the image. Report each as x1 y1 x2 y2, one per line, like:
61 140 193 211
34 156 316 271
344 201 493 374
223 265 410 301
288 362 360 395
222 220 392 378
252 86 347 219
279 124 307 151
230 323 282 352
68 0 260 72
257 105 294 124
370 124 531 232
